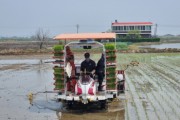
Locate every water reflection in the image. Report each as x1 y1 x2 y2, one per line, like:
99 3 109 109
140 43 180 49
0 59 54 65
0 59 57 119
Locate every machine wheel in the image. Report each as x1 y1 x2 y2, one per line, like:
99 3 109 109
117 81 125 94
100 100 108 110
66 101 73 109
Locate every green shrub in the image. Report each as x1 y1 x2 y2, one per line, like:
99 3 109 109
116 42 128 50
117 38 160 42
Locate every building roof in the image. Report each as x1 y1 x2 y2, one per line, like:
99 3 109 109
112 22 153 26
54 33 116 40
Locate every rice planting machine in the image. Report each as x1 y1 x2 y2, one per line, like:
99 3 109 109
52 33 125 109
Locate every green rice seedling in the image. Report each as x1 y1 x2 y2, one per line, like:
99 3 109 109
55 84 64 89
54 53 64 57
106 66 116 74
54 79 64 90
106 73 116 78
53 45 64 57
106 56 116 62
106 66 116 71
107 84 116 89
54 66 64 73
107 77 116 84
106 73 116 79
55 79 64 83
106 51 116 56
105 43 115 50
54 74 64 78
53 45 64 52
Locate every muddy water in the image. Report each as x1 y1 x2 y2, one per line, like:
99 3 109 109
0 59 63 120
0 58 125 120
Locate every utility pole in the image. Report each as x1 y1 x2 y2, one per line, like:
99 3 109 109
76 24 79 33
154 24 158 37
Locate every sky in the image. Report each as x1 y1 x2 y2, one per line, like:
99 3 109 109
0 0 180 37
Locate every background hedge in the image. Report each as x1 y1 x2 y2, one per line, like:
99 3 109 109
116 38 160 42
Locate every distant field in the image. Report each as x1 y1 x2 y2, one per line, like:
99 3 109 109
0 41 58 49
117 53 180 120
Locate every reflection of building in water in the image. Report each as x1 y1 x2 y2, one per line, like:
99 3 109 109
111 20 153 38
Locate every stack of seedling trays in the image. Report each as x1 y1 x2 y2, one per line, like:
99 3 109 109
53 66 64 90
53 45 64 59
105 43 116 90
53 45 64 90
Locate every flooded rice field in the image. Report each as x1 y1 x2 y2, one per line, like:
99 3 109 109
0 55 124 120
0 58 59 120
0 53 179 120
140 43 180 49
117 53 180 120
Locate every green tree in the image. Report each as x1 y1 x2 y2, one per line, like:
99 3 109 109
126 30 141 39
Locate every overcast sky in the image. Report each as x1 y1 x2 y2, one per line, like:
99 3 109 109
0 0 180 37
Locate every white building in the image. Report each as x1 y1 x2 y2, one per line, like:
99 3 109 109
111 20 153 38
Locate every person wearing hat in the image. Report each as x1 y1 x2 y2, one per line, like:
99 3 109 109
80 52 96 78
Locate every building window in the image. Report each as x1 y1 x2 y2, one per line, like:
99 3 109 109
138 26 140 30
135 26 138 30
124 26 126 31
129 26 134 30
112 26 117 31
143 26 145 30
147 26 151 31
127 26 129 31
145 26 151 31
115 26 118 30
120 26 123 30
129 26 132 30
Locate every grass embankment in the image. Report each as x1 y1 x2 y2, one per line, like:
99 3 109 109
0 48 53 55
0 41 180 55
0 41 57 55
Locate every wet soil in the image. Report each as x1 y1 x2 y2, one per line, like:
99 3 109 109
0 55 125 120
60 100 125 120
61 110 124 120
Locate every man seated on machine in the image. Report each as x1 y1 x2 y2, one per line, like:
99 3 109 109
80 52 96 78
